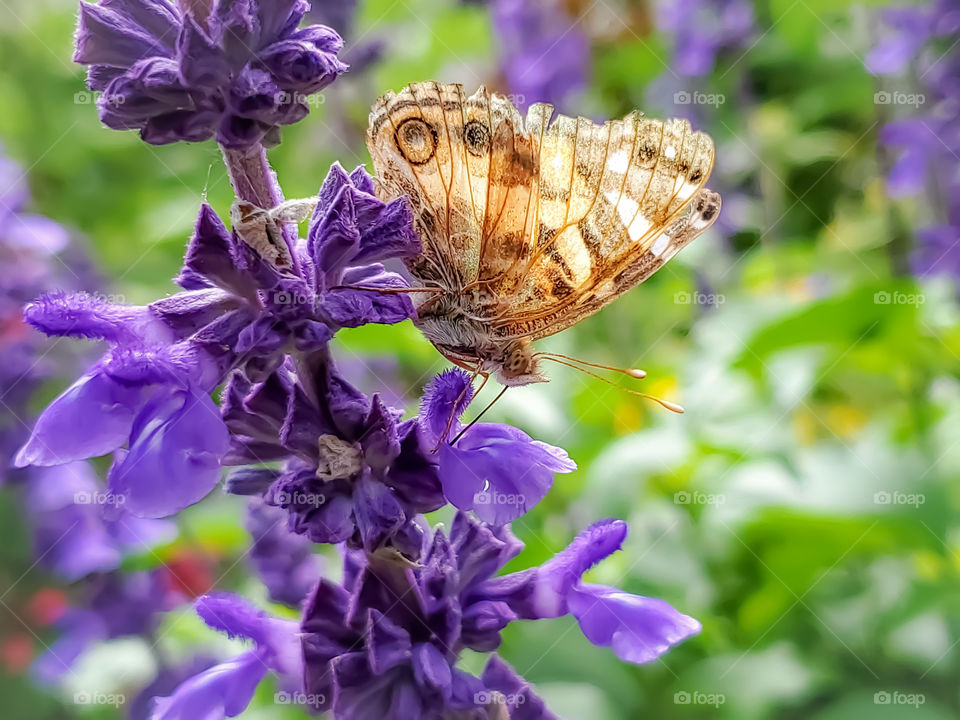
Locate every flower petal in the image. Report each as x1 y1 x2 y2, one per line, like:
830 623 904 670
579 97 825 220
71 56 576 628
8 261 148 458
566 584 701 664
149 651 267 720
15 370 143 467
108 386 229 517
438 424 574 525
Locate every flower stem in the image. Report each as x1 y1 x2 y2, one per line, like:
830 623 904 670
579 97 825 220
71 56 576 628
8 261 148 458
221 145 301 275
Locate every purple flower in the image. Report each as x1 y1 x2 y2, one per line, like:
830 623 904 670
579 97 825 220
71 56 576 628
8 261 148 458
481 518 702 663
14 291 230 517
26 461 175 580
246 497 322 607
150 594 301 720
869 1 960 290
419 369 575 525
174 163 419 350
298 512 699 718
866 6 935 75
225 356 444 554
33 569 183 683
128 657 219 720
489 0 589 111
0 146 29 216
16 164 419 517
0 146 96 475
73 0 347 148
656 0 755 77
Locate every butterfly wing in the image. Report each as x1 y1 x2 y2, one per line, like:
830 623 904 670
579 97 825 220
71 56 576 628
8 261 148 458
489 108 719 340
366 83 537 297
367 84 720 348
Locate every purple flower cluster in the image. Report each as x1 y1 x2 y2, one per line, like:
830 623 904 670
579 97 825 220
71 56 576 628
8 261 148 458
246 497 322 607
226 356 445 554
74 0 346 148
868 1 960 287
16 162 419 518
10 3 706 716
154 514 698 719
0 148 192 702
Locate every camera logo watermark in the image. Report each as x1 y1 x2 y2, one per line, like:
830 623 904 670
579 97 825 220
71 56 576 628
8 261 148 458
674 90 726 107
874 690 925 707
873 91 924 107
874 290 924 306
674 690 726 707
675 290 725 306
275 691 326 706
674 490 725 506
873 491 925 508
73 692 126 707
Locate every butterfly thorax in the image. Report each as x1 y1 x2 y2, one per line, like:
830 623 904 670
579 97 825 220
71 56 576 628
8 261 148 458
414 293 546 386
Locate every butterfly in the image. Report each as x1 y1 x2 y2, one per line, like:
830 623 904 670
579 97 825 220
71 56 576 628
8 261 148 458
365 82 720 400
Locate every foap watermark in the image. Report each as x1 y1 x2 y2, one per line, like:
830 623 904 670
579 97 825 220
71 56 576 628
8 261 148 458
273 90 326 108
74 90 126 107
275 691 326 706
474 691 526 706
874 490 925 508
78 290 127 304
73 692 126 707
674 90 726 107
674 490 725 506
272 290 315 307
473 490 526 508
874 690 925 707
274 490 326 507
74 490 126 507
674 690 726 707
675 290 725 306
874 290 924 306
874 91 925 107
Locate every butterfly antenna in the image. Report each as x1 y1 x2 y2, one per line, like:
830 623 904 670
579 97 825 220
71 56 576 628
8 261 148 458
535 352 647 379
331 285 440 295
450 384 508 445
431 369 485 453
536 356 684 413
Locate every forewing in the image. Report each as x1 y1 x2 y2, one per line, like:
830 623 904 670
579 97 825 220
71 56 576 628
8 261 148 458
472 91 538 287
366 82 480 288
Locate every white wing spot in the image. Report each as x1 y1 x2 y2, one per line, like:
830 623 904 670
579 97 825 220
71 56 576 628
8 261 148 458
608 150 629 174
665 145 677 160
651 234 670 257
605 190 650 242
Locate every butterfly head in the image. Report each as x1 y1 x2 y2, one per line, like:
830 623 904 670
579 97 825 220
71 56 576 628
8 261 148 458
496 340 548 386
430 335 547 387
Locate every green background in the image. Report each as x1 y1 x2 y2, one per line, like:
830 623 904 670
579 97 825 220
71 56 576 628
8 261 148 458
0 0 957 718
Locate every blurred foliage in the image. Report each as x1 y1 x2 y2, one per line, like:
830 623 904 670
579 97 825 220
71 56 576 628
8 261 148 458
1 0 958 719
